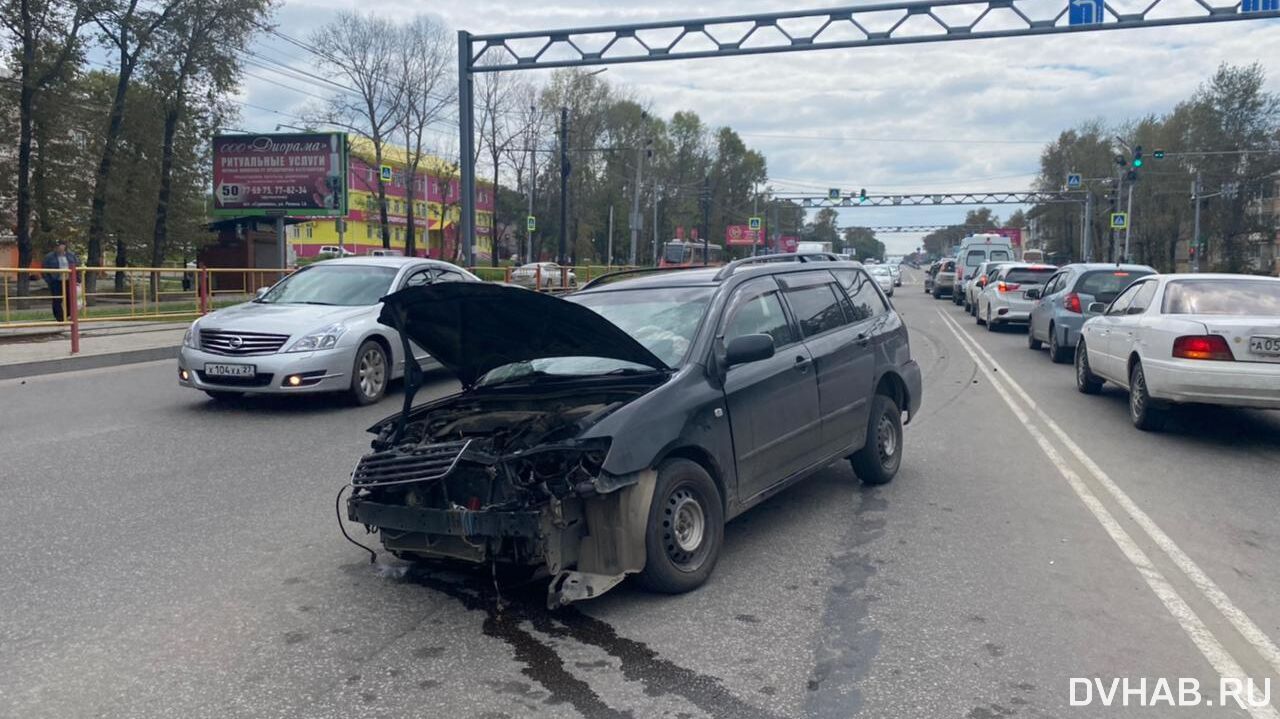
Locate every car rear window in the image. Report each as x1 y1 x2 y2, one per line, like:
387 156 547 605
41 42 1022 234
1075 269 1154 303
964 253 983 267
1161 279 1280 316
1004 267 1056 284
989 250 1012 262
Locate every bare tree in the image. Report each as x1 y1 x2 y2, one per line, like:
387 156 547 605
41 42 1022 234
475 60 519 266
86 0 184 293
395 16 453 258
502 81 546 263
2 0 88 295
310 12 405 249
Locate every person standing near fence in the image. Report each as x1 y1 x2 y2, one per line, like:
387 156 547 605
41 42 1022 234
40 241 79 322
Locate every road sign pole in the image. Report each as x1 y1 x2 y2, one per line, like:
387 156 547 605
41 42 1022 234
1083 191 1093 262
1123 183 1134 262
458 31 476 267
1192 172 1202 273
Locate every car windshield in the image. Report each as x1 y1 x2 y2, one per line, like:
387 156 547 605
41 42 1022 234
476 287 714 386
869 267 891 276
1076 269 1154 302
256 265 398 306
1161 279 1280 315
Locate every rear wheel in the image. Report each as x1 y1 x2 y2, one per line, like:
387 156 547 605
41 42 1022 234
851 394 903 486
1028 327 1043 350
348 340 388 406
1075 340 1103 395
637 459 724 594
1049 325 1071 364
986 308 998 331
976 303 986 325
1128 361 1167 431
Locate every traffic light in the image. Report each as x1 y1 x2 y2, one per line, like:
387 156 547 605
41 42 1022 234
1153 148 1166 160
859 188 867 203
1132 146 1144 168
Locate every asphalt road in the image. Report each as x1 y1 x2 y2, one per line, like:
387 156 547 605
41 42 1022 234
2 268 1278 719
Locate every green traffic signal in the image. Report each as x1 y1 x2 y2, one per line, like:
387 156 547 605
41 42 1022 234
1133 146 1144 168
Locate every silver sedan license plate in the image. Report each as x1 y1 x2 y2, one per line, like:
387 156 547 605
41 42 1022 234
1249 336 1280 356
205 363 256 377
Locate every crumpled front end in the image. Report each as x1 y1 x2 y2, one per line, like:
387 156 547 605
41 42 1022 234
344 388 659 606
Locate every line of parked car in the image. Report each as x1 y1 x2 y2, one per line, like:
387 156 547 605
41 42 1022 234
924 248 1280 431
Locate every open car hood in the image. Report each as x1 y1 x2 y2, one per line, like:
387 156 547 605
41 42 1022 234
378 283 669 388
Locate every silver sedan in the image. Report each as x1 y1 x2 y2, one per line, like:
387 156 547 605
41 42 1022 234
178 257 479 405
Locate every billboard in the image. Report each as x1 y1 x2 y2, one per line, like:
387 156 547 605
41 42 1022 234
212 133 348 217
725 225 764 246
989 227 1023 248
778 236 799 253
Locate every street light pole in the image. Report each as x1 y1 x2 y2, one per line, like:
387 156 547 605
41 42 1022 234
1192 172 1202 273
558 106 569 265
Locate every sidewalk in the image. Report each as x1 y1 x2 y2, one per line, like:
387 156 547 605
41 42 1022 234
0 321 187 380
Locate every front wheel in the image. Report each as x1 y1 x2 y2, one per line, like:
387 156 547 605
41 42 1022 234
1129 361 1167 431
1075 341 1103 395
851 394 903 485
637 459 724 594
347 340 388 406
1049 326 1071 364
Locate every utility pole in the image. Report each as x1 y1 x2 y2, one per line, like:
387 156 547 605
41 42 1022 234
558 107 569 265
526 105 536 264
1192 172 1202 273
1123 183 1134 262
752 184 760 256
700 175 711 266
629 135 648 266
652 185 660 266
1082 191 1093 262
607 204 614 267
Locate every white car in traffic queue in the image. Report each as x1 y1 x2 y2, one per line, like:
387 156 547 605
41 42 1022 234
1075 273 1280 430
975 264 1057 330
867 265 895 296
178 257 479 405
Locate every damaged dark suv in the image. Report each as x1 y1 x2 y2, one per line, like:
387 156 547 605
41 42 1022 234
343 255 922 606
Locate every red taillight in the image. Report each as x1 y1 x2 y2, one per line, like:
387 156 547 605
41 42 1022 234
1064 293 1082 314
978 277 988 287
1172 335 1234 361
997 281 1021 293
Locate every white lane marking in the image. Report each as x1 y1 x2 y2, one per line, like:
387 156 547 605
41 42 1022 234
937 309 1277 717
942 309 1280 680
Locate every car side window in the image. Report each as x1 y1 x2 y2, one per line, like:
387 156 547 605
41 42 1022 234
783 283 848 338
1126 280 1158 314
1043 273 1064 296
403 268 433 288
831 269 887 321
720 278 795 349
434 270 465 283
1106 282 1144 316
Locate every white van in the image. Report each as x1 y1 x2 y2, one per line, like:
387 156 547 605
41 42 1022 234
952 235 1014 306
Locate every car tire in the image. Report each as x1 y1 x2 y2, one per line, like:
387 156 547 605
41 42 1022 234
1075 340 1104 395
1028 328 1043 351
850 393 903 486
204 390 243 402
963 297 971 313
348 340 389 406
976 304 986 325
637 459 724 594
1049 325 1070 364
986 308 998 331
1128 361 1167 431
932 288 942 300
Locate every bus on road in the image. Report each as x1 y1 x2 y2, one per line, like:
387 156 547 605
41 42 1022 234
660 241 724 267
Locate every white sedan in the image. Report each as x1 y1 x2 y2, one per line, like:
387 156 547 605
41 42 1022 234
1075 273 1280 430
867 265 895 297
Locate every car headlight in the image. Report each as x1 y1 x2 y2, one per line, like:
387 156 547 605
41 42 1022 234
183 325 198 348
286 323 348 353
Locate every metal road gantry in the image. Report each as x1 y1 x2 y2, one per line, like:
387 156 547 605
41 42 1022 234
455 0 1280 262
779 190 1088 208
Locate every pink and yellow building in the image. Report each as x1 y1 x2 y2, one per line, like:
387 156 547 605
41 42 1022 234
288 139 495 261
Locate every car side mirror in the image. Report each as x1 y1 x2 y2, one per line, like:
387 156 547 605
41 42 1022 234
255 286 270 299
1024 288 1041 300
1088 302 1107 314
724 334 775 367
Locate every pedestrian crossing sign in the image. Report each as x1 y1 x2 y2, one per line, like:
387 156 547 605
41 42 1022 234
1110 212 1128 230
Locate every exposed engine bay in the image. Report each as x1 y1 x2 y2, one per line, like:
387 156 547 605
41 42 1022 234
345 383 662 606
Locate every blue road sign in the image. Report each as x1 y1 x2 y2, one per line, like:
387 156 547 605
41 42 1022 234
1067 173 1082 189
1242 0 1278 12
1069 0 1103 25
828 188 841 200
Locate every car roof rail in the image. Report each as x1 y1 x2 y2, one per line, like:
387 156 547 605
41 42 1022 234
578 265 705 291
712 252 843 281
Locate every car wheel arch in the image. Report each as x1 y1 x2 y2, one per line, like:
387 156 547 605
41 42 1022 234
360 332 396 378
1127 352 1143 384
874 371 909 422
657 445 729 515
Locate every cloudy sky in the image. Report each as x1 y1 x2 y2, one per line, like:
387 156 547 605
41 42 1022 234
236 0 1280 253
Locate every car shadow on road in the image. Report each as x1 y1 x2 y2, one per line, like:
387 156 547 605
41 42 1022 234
1095 387 1280 449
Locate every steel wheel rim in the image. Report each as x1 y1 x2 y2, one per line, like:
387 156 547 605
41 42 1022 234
359 347 385 398
878 413 898 466
663 486 708 568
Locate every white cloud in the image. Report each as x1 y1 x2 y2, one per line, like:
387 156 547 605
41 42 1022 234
240 0 1280 253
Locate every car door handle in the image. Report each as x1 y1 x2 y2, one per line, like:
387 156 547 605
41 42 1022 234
794 355 810 373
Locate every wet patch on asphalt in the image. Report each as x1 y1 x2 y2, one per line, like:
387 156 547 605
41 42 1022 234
803 489 886 717
397 566 785 719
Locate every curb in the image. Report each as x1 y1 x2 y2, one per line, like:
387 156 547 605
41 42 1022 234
0 346 178 381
